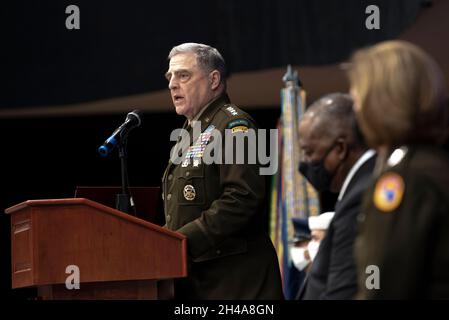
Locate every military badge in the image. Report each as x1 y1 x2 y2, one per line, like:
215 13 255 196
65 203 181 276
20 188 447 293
193 158 200 167
373 172 405 212
231 125 249 133
183 184 196 201
181 158 190 167
387 147 408 167
227 118 250 129
181 125 215 167
226 118 250 134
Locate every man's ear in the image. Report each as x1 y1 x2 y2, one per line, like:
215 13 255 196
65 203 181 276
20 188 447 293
335 137 348 160
210 70 221 90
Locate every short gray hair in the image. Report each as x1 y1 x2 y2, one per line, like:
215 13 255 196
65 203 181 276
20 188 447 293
168 42 227 84
307 93 366 148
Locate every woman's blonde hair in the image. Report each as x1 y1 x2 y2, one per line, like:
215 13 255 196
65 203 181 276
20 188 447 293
347 40 449 148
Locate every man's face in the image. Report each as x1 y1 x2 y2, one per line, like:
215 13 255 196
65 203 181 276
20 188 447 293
298 115 343 192
166 52 215 120
298 115 334 164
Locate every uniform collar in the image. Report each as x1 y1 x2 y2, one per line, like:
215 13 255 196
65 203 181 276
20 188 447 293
188 101 211 125
387 146 408 168
184 93 230 132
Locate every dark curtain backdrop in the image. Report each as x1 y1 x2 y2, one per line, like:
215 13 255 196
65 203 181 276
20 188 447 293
0 0 427 299
0 109 283 299
2 0 422 109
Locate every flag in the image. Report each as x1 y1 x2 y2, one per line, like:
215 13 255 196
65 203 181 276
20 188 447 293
270 65 320 299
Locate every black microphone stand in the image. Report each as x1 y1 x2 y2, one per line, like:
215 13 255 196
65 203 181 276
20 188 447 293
115 133 135 215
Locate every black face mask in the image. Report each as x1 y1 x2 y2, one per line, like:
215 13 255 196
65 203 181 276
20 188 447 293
299 143 338 192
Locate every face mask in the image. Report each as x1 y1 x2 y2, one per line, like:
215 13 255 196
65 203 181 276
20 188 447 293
290 247 310 271
307 240 320 261
299 143 336 192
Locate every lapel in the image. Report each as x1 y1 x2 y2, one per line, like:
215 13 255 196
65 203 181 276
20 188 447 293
196 93 230 133
296 273 309 300
162 119 189 181
335 155 376 210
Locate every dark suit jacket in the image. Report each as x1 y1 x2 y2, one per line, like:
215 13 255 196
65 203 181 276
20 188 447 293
298 154 376 300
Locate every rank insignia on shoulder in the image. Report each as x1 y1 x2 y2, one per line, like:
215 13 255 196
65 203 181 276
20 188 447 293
225 106 239 116
373 172 405 212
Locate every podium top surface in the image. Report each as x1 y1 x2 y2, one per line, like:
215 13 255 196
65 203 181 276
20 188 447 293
5 198 184 240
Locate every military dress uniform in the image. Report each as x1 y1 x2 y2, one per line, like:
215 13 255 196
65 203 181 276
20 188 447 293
355 145 449 299
162 93 283 299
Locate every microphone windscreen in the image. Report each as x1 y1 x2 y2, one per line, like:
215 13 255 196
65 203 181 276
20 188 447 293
127 109 142 127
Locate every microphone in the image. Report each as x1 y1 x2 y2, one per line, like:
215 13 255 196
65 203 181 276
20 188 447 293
98 110 142 156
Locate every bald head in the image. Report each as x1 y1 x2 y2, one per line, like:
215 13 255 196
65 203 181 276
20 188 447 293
302 93 365 148
298 93 368 193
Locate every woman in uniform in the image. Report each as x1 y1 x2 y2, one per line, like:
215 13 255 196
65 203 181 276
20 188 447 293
347 40 449 299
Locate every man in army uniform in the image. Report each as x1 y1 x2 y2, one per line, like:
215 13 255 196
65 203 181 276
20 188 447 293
162 43 283 299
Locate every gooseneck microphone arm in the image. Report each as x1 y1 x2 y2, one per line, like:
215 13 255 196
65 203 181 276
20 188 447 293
98 110 142 157
98 110 142 214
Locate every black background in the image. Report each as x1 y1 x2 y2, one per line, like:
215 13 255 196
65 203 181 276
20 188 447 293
0 0 425 299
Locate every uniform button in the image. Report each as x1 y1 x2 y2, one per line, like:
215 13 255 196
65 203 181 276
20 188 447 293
186 171 190 177
167 193 172 200
166 215 171 222
216 250 221 255
168 174 173 181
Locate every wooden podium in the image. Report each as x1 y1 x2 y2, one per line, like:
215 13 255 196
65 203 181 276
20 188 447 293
5 198 187 300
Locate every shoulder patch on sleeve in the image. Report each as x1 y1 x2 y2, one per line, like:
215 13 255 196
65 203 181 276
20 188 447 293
373 172 405 212
226 118 250 129
231 126 249 134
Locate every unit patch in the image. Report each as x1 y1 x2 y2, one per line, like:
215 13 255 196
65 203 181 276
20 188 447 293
227 118 250 134
226 118 250 129
373 172 405 212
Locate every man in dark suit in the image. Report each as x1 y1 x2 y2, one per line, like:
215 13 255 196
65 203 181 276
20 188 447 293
296 93 376 299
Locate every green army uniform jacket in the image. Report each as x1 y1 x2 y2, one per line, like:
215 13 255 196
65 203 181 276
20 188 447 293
355 145 449 299
162 93 283 299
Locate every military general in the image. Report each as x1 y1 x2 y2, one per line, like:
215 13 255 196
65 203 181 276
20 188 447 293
161 43 283 299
